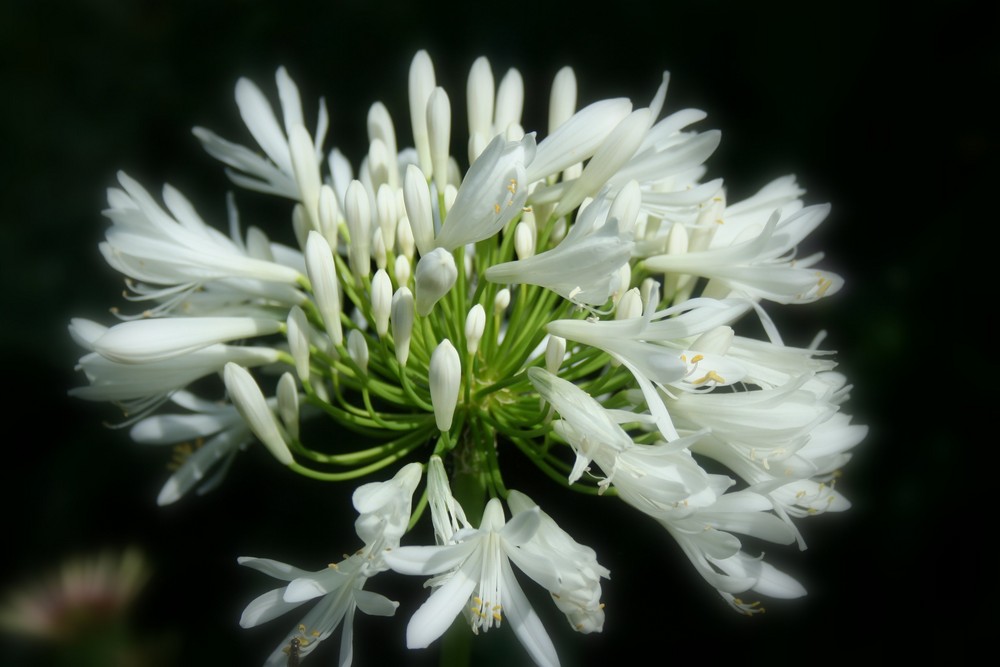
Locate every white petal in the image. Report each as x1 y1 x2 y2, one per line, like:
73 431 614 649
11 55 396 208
500 558 559 667
405 551 481 648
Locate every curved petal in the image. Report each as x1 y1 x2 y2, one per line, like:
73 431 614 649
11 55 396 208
500 558 559 667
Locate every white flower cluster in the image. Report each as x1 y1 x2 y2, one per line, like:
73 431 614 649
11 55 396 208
70 51 865 665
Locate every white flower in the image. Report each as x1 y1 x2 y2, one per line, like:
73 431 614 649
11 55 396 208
384 498 560 667
194 67 328 200
129 390 256 505
643 204 844 304
485 188 636 306
505 491 609 634
239 463 421 666
433 133 535 250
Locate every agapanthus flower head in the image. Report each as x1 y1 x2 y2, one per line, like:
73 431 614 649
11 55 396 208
71 49 865 665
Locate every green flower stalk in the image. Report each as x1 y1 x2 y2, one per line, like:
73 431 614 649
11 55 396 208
70 51 866 666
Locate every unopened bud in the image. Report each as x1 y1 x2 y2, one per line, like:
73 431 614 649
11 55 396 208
305 231 343 346
224 363 292 466
465 304 486 354
371 269 392 337
429 339 461 431
348 329 369 375
391 287 414 366
415 248 457 317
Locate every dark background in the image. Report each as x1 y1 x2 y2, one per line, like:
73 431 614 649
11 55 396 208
1 0 990 664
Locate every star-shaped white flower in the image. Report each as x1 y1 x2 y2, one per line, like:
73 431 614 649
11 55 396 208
384 498 560 667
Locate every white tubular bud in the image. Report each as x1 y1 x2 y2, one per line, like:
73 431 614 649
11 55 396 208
414 247 457 317
348 329 369 375
367 101 399 188
318 185 340 252
408 50 436 178
465 304 486 354
403 164 435 257
292 204 309 250
367 138 391 189
429 339 461 431
224 363 293 466
690 325 735 355
286 305 311 380
662 221 691 301
468 132 489 166
494 288 510 314
514 221 535 260
277 371 300 440
371 269 393 337
505 122 525 141
344 180 372 280
394 254 411 288
609 179 642 236
376 184 398 253
545 335 566 375
612 263 632 304
641 277 661 314
494 68 524 137
391 287 414 366
305 230 343 346
548 66 577 135
467 56 495 162
427 87 452 194
289 124 321 228
372 227 387 270
397 215 415 261
616 287 643 320
245 226 273 261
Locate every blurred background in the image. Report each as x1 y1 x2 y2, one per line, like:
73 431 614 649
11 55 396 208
0 0 990 664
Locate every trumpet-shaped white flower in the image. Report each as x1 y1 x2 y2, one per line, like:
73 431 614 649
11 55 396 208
433 133 535 250
239 463 421 666
643 205 843 304
102 173 305 300
129 390 256 505
485 190 635 306
385 498 559 667
194 67 328 199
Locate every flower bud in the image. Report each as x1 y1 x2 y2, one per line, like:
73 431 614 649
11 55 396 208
394 254 411 288
286 305 311 380
429 339 461 431
415 247 457 317
616 287 643 321
305 231 343 346
465 304 486 354
376 183 398 253
427 87 451 194
494 288 510 314
408 50 436 178
548 66 577 135
348 329 369 375
403 164 435 257
345 180 372 281
391 287 414 366
318 185 340 252
223 363 292 466
545 335 566 374
276 372 300 440
370 269 392 337
514 221 534 260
